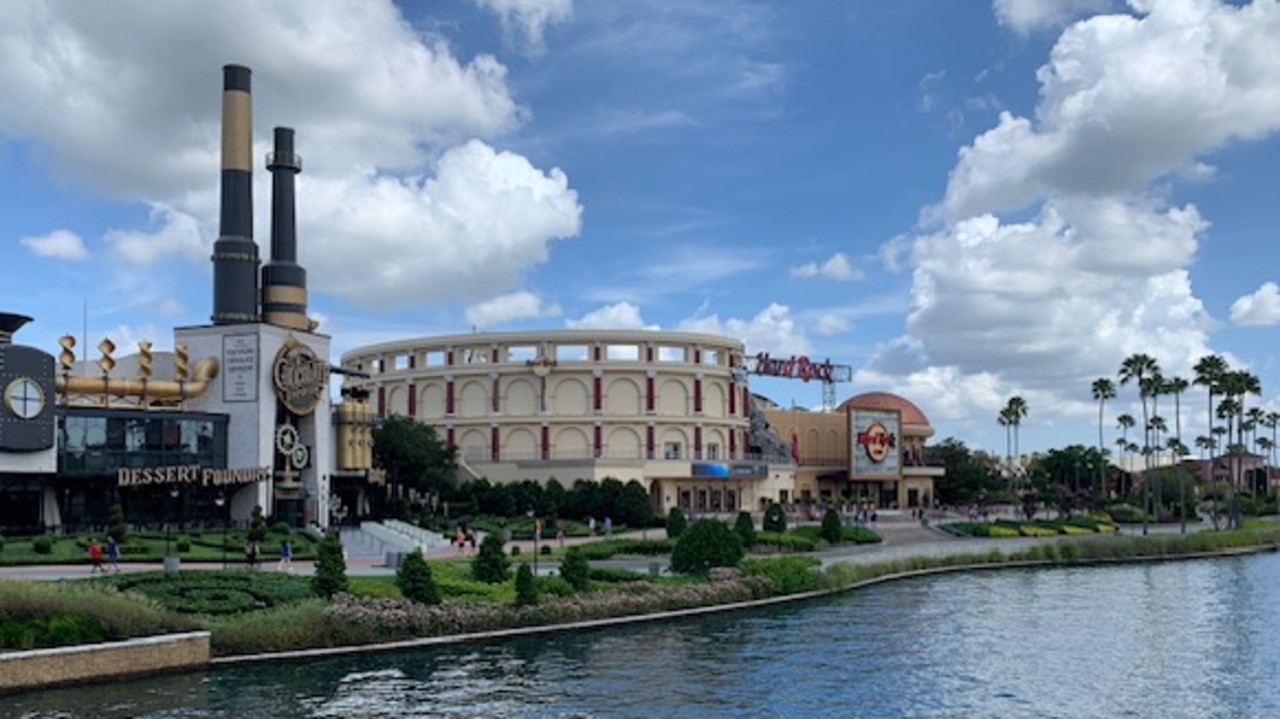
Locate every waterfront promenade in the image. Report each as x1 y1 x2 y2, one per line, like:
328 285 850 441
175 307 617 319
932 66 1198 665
0 511 1194 582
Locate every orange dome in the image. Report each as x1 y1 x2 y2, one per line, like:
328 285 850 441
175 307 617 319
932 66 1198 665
837 392 930 426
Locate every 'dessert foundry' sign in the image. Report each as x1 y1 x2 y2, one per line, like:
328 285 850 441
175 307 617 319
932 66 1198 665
273 338 327 415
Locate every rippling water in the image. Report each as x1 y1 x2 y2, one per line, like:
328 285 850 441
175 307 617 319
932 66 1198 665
14 552 1280 718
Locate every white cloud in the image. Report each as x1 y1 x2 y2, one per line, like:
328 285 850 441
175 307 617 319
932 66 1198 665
106 205 205 266
678 303 809 356
992 0 1112 35
0 1 585 309
790 252 864 282
465 291 561 328
567 302 658 330
474 0 573 55
21 229 89 261
1230 283 1280 327
304 140 581 308
939 0 1280 221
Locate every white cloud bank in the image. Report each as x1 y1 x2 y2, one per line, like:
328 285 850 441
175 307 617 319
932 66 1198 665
21 229 89 261
1230 283 1280 327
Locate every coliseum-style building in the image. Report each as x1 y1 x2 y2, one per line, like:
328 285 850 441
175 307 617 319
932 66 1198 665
341 330 942 514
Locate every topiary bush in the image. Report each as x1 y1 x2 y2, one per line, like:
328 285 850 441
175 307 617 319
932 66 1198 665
670 519 744 575
107 504 128 543
820 507 842 544
33 536 53 554
395 551 441 605
666 507 688 540
472 533 511 584
762 503 787 533
176 537 191 553
734 511 756 548
248 506 269 544
514 563 538 607
559 546 591 592
312 531 348 599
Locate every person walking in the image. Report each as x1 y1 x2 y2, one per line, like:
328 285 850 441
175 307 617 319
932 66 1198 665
278 538 292 571
106 535 120 573
87 538 104 574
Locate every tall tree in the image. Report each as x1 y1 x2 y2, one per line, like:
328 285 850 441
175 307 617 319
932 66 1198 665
1166 375 1189 446
1217 369 1261 528
1193 354 1228 462
1092 378 1117 497
1119 353 1160 534
1004 396 1029 484
372 415 459 496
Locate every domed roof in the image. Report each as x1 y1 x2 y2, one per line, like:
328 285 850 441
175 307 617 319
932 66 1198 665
836 392 930 426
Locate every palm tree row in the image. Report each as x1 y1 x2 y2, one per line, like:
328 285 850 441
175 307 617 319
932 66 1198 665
997 396 1028 493
1094 353 1265 531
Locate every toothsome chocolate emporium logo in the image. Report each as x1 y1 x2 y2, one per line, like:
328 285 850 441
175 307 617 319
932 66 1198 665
273 338 327 416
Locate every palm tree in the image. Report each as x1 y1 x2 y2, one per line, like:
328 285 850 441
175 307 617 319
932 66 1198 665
1194 434 1214 460
1217 369 1261 528
1004 396 1029 484
1193 354 1228 461
1167 436 1191 534
1117 413 1135 498
1092 378 1116 496
1166 375 1189 445
1119 353 1160 534
1246 406 1265 453
1266 411 1280 469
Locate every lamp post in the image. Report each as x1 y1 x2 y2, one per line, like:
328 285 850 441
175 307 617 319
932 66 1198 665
214 495 228 569
528 509 540 577
165 486 180 573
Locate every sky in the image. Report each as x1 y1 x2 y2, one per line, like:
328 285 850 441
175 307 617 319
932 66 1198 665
2 0 1279 459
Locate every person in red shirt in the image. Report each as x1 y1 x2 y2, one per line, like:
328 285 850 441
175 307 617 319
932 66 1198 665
88 538 104 574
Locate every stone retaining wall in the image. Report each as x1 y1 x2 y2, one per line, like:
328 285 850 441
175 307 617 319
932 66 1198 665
0 631 210 693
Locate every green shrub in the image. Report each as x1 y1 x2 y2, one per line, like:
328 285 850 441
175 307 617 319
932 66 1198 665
510 545 522 556
175 537 191 553
666 507 688 540
820 508 843 544
248 505 268 544
514 563 538 607
540 544 552 556
742 556 823 594
559 546 591 592
536 574 576 598
574 539 675 560
395 551 441 605
762 503 787 533
670 519 744 575
271 521 292 535
33 535 53 554
312 532 348 599
472 533 511 584
733 511 756 548
587 566 650 583
0 534 5 552
754 531 817 553
840 525 881 543
107 504 128 543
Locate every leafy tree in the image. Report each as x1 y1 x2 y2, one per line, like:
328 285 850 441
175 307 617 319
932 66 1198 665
617 480 655 528
373 415 458 496
665 507 688 539
762 502 787 533
395 550 441 605
312 531 348 599
107 503 128 543
248 505 268 544
471 533 511 584
733 511 756 548
820 507 842 544
670 519 744 575
514 563 538 607
925 437 1002 504
559 546 591 592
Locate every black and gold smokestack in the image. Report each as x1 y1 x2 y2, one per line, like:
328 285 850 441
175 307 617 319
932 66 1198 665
211 64 259 325
261 127 311 331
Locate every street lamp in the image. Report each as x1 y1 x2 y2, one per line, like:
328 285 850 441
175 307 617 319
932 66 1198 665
214 495 228 569
527 509 540 577
165 486 180 573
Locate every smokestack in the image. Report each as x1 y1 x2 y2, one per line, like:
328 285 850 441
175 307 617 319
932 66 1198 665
0 312 32 346
211 64 260 324
261 126 311 331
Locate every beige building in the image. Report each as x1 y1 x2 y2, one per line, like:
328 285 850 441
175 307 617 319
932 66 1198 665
341 330 942 514
764 391 942 509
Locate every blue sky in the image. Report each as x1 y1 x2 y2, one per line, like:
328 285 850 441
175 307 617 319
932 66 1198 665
2 0 1279 457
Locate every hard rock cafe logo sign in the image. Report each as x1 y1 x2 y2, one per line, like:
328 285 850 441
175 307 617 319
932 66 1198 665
752 352 834 383
856 421 897 464
273 338 327 416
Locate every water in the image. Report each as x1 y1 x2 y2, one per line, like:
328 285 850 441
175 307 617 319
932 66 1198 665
12 552 1280 718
